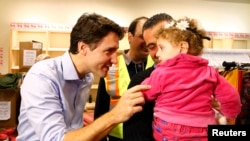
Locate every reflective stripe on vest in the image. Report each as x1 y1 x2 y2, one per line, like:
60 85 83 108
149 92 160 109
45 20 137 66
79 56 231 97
104 54 154 139
105 54 130 99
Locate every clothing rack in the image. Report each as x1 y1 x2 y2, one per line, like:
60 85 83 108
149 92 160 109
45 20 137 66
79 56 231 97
201 48 250 69
222 61 250 71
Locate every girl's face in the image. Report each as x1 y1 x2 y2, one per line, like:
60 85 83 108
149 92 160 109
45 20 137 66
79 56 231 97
156 38 180 63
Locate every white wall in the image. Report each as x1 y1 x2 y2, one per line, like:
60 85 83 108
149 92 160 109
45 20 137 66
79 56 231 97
0 0 249 74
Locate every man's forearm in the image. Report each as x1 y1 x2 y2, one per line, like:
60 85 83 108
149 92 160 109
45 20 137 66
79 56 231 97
63 111 119 141
63 84 150 141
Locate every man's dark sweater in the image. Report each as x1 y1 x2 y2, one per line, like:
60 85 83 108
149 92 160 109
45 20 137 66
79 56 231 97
123 66 155 141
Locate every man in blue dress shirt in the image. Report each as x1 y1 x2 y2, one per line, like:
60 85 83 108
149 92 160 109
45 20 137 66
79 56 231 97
16 13 150 141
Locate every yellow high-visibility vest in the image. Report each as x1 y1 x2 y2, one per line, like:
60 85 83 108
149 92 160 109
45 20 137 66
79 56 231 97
104 54 154 139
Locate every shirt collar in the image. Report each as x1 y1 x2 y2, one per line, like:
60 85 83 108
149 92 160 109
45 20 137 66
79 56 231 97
61 51 79 80
122 50 132 65
122 50 147 65
61 51 94 82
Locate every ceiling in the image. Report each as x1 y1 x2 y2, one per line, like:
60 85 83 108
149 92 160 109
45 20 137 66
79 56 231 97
205 0 250 4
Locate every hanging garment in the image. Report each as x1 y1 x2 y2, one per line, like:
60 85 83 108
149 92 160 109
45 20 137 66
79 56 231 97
220 68 243 94
220 68 243 124
236 72 250 125
0 73 22 89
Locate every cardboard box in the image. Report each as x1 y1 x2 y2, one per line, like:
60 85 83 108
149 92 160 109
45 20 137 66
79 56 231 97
0 88 20 128
19 41 43 72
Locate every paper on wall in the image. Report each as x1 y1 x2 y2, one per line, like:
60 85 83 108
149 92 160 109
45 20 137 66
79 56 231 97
0 101 11 120
23 50 37 66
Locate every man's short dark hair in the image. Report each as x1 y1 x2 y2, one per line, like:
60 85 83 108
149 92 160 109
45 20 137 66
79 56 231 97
143 13 173 31
70 13 124 54
128 16 148 36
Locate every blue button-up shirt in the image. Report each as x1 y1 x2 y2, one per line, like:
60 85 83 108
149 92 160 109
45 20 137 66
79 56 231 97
17 51 94 141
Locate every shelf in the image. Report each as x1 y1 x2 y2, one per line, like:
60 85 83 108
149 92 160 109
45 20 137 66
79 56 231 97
91 84 98 89
47 48 68 51
9 29 69 73
11 66 19 70
12 48 19 51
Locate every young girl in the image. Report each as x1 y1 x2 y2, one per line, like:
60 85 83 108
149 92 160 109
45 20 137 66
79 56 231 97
141 17 241 141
